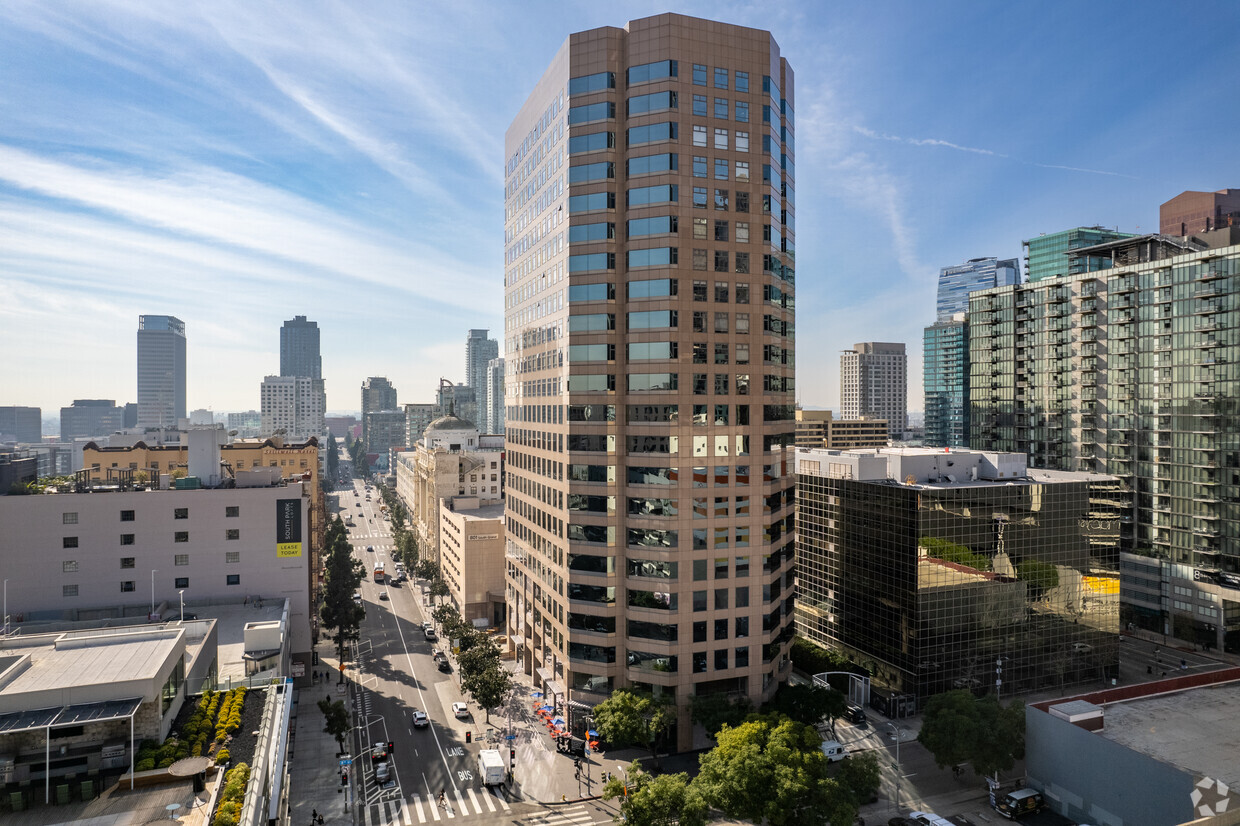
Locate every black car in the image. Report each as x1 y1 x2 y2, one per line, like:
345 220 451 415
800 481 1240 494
438 659 451 673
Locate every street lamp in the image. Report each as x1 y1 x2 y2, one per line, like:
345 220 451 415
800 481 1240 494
179 590 185 623
150 570 158 618
3 578 8 636
888 723 905 811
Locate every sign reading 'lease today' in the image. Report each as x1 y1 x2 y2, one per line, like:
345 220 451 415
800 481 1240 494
276 498 303 558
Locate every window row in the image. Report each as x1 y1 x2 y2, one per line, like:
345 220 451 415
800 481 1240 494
62 575 241 597
690 94 749 122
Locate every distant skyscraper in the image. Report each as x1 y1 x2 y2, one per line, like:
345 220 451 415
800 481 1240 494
360 377 397 443
1160 188 1240 236
923 317 970 447
841 342 907 439
280 315 322 379
1023 227 1136 283
936 257 1018 320
136 315 186 429
60 400 125 440
485 357 505 435
260 376 326 441
0 406 42 444
465 329 499 394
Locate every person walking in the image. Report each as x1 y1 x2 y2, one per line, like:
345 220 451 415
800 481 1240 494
312 808 319 824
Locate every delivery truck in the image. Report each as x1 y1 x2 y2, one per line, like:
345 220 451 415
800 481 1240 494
478 749 506 786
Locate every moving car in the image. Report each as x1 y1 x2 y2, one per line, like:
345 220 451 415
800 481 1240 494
909 813 955 826
425 628 438 642
994 789 1045 819
370 742 388 763
819 739 850 762
379 592 389 601
367 545 374 552
452 702 469 718
438 659 451 673
352 592 362 604
844 704 868 726
411 711 430 728
375 761 390 783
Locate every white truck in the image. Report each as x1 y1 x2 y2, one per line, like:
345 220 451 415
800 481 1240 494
819 739 850 762
478 749 506 786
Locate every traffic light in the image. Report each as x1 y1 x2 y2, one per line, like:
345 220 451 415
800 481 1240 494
388 741 395 754
466 731 472 743
510 748 516 762
341 771 348 786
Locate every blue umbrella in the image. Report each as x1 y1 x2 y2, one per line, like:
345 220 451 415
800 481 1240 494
551 717 565 726
530 691 543 698
541 704 554 712
587 729 599 737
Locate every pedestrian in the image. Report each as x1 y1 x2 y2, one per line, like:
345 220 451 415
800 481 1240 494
317 815 324 825
312 808 319 825
1181 659 1188 671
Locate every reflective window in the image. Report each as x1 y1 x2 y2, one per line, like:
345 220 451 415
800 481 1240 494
628 310 677 329
693 125 708 147
628 153 678 176
569 343 614 362
693 64 707 85
714 128 728 150
714 158 728 180
569 222 615 243
568 101 614 124
569 253 614 273
714 97 728 119
627 247 678 268
568 191 615 213
714 67 728 89
569 71 615 95
567 313 614 332
628 122 678 146
735 71 749 92
735 101 749 123
693 94 707 116
628 91 677 116
627 373 678 392
628 184 678 207
736 131 749 152
627 59 677 85
628 341 677 359
627 277 677 298
569 131 614 155
569 161 614 184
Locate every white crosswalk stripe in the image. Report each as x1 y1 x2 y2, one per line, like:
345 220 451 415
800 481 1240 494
492 787 510 812
401 800 413 826
413 796 428 823
480 788 496 812
403 789 513 823
466 788 482 814
455 790 468 817
524 806 596 826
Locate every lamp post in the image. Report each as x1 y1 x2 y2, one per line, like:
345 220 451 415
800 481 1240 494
3 578 8 635
150 570 157 618
179 589 185 623
888 723 904 811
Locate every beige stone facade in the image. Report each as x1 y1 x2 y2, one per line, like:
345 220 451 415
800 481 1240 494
439 500 506 626
504 13 797 750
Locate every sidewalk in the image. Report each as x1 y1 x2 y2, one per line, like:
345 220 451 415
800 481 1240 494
288 642 356 826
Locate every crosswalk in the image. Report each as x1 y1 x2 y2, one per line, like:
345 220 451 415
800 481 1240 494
520 805 609 826
364 787 511 825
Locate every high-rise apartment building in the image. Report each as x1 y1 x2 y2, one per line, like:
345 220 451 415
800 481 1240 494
485 357 506 435
0 406 42 444
969 233 1240 653
923 316 969 448
60 400 125 441
503 13 797 746
466 329 499 395
936 257 1019 321
280 315 322 379
360 377 397 444
260 375 326 441
840 342 906 440
1023 227 1136 284
405 403 438 446
136 315 187 430
1160 189 1240 237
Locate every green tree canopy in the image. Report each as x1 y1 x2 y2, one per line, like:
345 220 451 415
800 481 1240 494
592 689 674 769
318 697 350 756
835 751 882 808
762 682 847 731
694 715 857 826
688 691 753 739
603 767 707 826
319 515 365 673
917 689 1025 777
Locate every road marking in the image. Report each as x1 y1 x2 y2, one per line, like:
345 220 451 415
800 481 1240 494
401 800 413 826
492 788 510 811
466 788 482 814
480 788 495 812
411 797 424 824
455 790 468 816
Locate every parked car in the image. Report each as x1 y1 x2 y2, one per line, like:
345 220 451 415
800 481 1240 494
411 711 429 728
370 742 388 763
994 788 1046 819
425 628 438 642
375 761 390 783
844 704 868 726
452 702 470 718
438 659 451 673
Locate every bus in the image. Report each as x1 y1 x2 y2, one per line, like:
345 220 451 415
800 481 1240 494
373 562 385 583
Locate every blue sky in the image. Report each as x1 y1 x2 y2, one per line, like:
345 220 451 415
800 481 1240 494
2 1 1238 419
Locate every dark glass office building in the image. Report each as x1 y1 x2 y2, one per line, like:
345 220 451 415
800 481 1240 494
795 447 1120 713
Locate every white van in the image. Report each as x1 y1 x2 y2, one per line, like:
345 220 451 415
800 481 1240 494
819 740 849 762
910 812 954 826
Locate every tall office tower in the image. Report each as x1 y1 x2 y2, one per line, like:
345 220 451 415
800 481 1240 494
0 407 42 444
1160 189 1240 236
60 400 125 440
936 257 1019 321
968 232 1240 654
923 316 969 448
840 343 907 440
485 358 506 435
1023 227 1136 283
466 329 499 394
280 315 322 379
136 315 187 430
260 376 326 441
360 377 397 443
503 13 797 747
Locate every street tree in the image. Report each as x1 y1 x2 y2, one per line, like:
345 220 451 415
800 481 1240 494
688 691 753 739
592 689 674 770
762 682 847 733
694 715 858 826
319 516 365 674
462 655 513 723
835 751 882 808
602 766 707 826
326 432 339 481
459 635 500 680
429 577 450 605
415 559 438 581
318 697 351 756
917 689 1025 777
431 603 462 635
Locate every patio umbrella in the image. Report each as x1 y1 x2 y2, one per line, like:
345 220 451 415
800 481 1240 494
530 691 543 698
541 704 555 712
587 729 599 737
551 717 565 726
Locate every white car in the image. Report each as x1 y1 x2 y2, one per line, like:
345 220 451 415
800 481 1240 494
411 711 429 728
452 702 470 718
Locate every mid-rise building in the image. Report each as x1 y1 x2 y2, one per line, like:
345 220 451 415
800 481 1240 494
260 375 326 442
280 314 322 379
794 409 887 450
504 12 797 748
936 257 1019 321
136 315 187 430
227 410 263 438
1023 227 1136 284
485 358 506 435
405 403 438 446
360 377 397 444
439 499 506 627
923 315 970 448
364 409 406 459
394 412 504 564
1160 188 1240 236
437 382 478 431
0 451 38 492
795 447 1120 713
0 405 42 444
969 234 1240 653
841 342 907 440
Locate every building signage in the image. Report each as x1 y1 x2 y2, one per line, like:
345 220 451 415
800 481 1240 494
276 498 303 557
468 534 499 541
291 661 305 677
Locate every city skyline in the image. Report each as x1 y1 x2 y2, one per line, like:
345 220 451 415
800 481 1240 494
2 1 1239 413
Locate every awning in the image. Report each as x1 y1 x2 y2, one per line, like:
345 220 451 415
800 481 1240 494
534 667 553 683
545 680 567 698
0 698 142 735
509 634 525 646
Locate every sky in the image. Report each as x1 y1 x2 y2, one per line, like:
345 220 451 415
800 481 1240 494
3 0 1239 424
